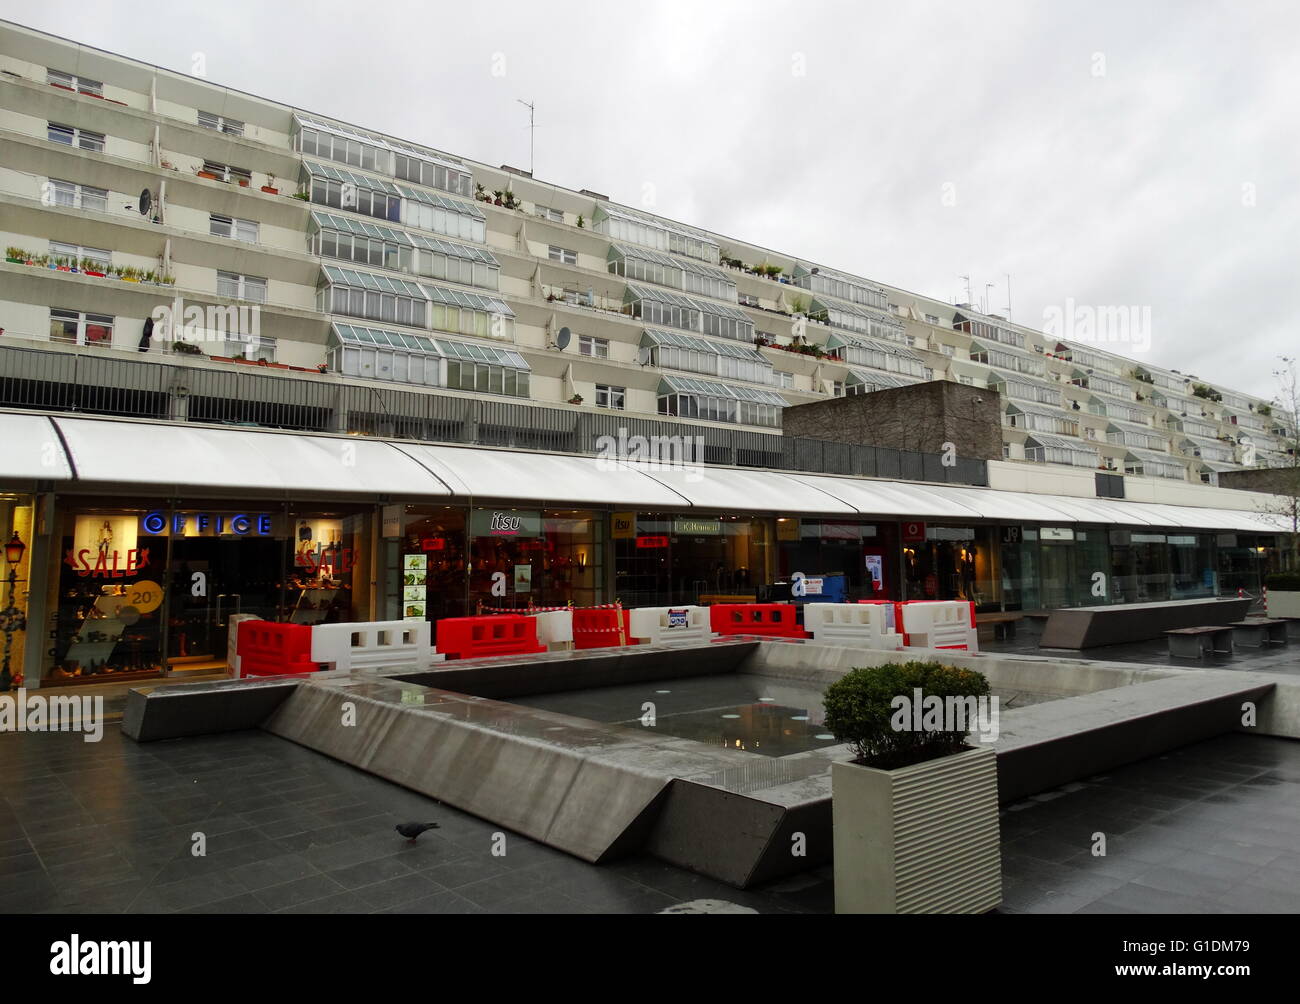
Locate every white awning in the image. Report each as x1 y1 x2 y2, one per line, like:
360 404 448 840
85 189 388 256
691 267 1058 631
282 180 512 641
50 417 450 496
783 475 984 519
633 466 855 514
2 414 74 481
391 443 689 508
0 414 1290 534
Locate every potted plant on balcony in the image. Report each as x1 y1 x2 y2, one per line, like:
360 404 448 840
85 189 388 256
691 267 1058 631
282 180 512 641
474 182 488 202
121 266 140 283
492 190 504 206
825 660 1001 914
5 247 25 264
567 394 584 405
197 166 222 181
261 173 279 195
577 214 585 228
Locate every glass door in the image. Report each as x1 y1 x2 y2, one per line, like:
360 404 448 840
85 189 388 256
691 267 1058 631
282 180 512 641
167 531 284 675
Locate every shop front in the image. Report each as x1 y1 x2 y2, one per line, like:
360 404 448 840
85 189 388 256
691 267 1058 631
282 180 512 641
382 505 605 618
775 518 900 602
902 523 1001 610
42 497 373 686
1 493 36 690
612 512 774 606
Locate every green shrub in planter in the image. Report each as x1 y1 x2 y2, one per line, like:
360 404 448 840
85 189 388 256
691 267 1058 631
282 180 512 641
1266 572 1300 592
823 660 991 770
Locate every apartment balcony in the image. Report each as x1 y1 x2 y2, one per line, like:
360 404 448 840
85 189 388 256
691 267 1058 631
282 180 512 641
0 341 988 486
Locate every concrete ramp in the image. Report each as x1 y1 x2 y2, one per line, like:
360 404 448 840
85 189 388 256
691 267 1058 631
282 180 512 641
261 676 763 864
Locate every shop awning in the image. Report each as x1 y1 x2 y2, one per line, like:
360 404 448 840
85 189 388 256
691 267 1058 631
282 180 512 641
391 443 689 507
632 467 856 515
49 417 452 496
0 415 1290 533
4 414 74 481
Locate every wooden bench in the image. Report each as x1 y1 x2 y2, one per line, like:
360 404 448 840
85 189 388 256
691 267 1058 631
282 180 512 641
1165 626 1235 660
977 611 1023 642
1230 619 1290 649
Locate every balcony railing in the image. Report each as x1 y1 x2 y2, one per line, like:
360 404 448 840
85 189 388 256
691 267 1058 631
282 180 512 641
0 343 988 486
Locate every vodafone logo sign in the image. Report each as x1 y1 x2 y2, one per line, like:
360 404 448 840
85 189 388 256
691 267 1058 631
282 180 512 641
902 521 926 542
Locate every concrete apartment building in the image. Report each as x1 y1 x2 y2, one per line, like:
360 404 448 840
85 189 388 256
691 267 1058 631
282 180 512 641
0 20 1294 690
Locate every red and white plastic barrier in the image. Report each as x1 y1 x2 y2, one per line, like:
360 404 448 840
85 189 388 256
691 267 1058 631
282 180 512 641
311 619 444 674
628 605 713 647
894 600 979 652
805 603 904 650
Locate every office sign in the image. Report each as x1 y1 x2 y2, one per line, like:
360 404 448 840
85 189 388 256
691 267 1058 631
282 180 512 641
471 509 541 537
673 517 720 536
141 510 274 536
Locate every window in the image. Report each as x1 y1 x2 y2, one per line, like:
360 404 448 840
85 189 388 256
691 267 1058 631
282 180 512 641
392 153 473 199
535 206 564 222
47 122 105 152
310 175 403 225
209 214 259 243
49 308 113 348
47 69 103 95
198 110 244 136
49 240 110 270
777 371 795 389
596 385 625 410
925 313 940 325
578 335 609 358
738 292 760 307
217 270 268 303
548 246 577 266
46 178 108 213
201 161 252 185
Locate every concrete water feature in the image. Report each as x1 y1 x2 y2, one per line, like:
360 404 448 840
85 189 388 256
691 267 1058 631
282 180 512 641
121 636 1300 889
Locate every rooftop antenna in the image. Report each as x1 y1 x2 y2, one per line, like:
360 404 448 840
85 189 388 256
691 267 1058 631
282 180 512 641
517 99 535 176
1004 273 1013 322
958 274 972 306
983 282 995 315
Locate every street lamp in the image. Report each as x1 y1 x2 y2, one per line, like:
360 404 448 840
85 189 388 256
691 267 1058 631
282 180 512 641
1 531 27 692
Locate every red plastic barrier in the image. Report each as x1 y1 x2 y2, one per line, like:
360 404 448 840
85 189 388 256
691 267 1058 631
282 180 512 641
709 603 810 639
572 606 635 650
236 621 318 677
435 614 547 660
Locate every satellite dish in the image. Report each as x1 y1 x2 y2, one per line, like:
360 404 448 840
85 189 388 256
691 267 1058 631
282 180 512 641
555 326 571 350
139 189 152 216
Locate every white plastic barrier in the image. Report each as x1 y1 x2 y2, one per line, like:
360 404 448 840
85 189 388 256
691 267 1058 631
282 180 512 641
226 613 260 678
896 601 979 653
310 619 445 674
628 605 714 647
531 609 574 651
804 603 904 650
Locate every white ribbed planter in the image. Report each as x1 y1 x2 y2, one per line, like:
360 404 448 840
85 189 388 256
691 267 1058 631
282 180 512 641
1267 590 1300 619
832 745 1001 914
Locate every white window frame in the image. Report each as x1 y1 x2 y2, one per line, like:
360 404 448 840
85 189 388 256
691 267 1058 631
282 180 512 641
48 240 111 270
47 68 103 95
548 245 578 266
209 214 260 243
46 178 109 213
49 308 114 348
578 335 609 358
47 122 105 152
217 270 268 303
198 110 245 136
595 384 626 410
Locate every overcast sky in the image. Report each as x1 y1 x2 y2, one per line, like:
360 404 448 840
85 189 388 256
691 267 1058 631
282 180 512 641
13 0 1298 401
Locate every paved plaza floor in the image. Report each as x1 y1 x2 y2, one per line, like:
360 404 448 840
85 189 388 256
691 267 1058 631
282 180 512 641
2 717 1298 914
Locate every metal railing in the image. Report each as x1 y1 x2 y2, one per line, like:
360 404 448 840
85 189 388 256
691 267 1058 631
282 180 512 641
0 343 988 485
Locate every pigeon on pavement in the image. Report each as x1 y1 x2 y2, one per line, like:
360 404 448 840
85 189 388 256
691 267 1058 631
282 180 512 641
396 822 440 842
